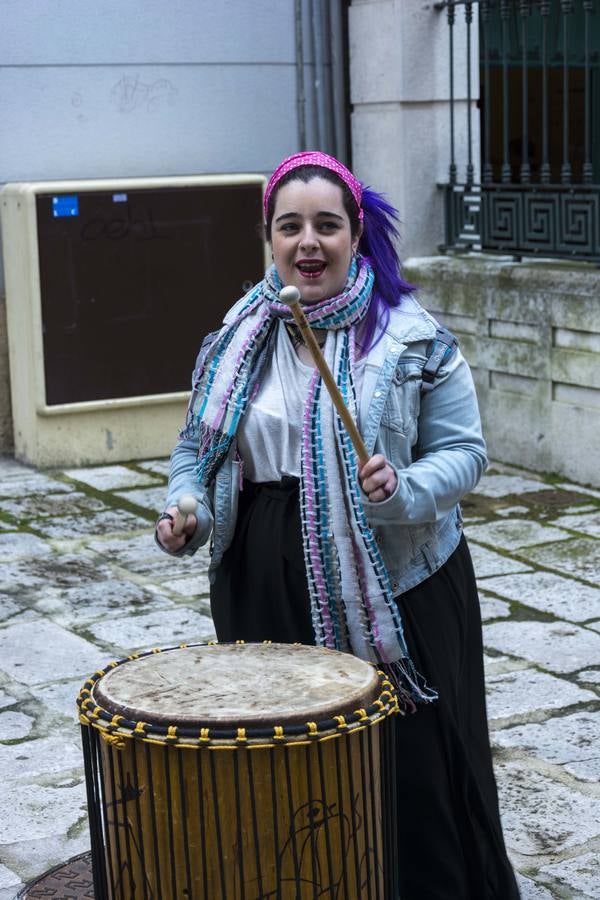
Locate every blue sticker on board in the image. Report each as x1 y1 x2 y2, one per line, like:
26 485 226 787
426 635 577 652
52 195 79 218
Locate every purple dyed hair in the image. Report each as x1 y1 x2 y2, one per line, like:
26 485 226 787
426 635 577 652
264 164 415 353
358 185 415 352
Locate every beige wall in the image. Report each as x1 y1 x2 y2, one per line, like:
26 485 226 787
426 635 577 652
0 295 13 455
349 0 480 261
405 256 600 489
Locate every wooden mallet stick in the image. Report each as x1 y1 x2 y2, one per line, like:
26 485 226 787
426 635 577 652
173 494 198 536
279 285 370 466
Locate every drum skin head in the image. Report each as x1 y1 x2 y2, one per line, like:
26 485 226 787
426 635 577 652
92 642 380 728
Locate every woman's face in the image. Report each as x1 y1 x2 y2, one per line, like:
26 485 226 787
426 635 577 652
270 177 361 304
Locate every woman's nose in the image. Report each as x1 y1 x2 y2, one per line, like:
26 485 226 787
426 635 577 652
299 227 318 251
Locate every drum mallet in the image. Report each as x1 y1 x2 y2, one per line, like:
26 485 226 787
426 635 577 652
279 285 370 466
173 494 198 536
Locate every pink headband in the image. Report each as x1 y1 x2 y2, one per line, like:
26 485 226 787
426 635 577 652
263 151 363 221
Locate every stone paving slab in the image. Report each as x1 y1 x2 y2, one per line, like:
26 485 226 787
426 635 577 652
577 669 600 685
554 510 600 538
0 493 108 521
556 482 600 500
468 543 533 578
493 711 600 781
114 486 167 514
0 458 29 478
1 455 599 896
0 736 83 781
0 865 20 892
62 465 162 491
124 554 203 579
34 578 176 627
515 874 555 900
34 508 150 540
164 572 211 598
0 621 105 686
478 593 511 621
85 534 212 581
137 459 171 477
0 711 34 742
0 827 90 890
495 505 531 517
518 536 600 585
466 519 573 550
471 474 554 498
484 620 600 674
0 473 73 498
32 678 88 722
0 596 28 622
0 689 18 710
0 886 23 900
0 533 53 560
480 571 600 622
486 668 595 724
0 555 113 597
484 652 524 677
84 532 196 574
538 851 600 899
495 760 600 857
560 504 598 515
0 780 87 845
87 606 216 652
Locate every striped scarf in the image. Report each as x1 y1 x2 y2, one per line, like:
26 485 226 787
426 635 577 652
190 257 435 706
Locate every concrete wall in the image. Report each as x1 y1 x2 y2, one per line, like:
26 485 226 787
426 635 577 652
0 1 300 183
404 256 600 489
0 1 305 456
349 0 480 262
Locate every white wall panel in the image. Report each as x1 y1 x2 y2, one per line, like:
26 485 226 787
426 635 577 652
1 1 295 65
0 64 297 181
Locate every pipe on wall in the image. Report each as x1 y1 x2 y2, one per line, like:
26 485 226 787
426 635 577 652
295 0 348 161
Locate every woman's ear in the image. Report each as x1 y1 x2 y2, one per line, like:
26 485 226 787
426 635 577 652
352 221 364 254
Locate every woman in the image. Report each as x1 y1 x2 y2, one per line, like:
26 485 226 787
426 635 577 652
157 151 519 899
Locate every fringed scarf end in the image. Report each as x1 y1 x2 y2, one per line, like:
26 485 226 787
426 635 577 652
380 659 438 714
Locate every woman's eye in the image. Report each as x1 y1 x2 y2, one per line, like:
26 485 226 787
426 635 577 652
319 221 339 232
280 223 299 233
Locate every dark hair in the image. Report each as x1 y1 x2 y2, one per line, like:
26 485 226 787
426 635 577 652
265 165 414 352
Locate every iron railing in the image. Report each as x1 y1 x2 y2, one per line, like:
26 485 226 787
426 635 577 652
437 0 600 262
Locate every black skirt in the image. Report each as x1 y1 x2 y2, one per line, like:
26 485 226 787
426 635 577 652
210 477 315 645
210 478 519 900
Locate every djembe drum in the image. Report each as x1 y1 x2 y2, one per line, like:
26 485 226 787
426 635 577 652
77 641 400 899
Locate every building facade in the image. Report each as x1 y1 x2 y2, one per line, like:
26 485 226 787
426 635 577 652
350 0 600 487
1 0 599 485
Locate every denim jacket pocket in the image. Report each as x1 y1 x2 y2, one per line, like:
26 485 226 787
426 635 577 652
381 367 421 436
379 369 421 466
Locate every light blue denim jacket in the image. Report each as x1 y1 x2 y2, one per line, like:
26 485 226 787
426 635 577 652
163 294 487 595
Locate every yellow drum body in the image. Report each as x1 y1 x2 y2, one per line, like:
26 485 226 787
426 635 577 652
78 642 399 899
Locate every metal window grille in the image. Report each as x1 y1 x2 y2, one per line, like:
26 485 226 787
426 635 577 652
438 0 600 262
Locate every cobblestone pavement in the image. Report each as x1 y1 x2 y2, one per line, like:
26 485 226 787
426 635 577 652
0 456 599 899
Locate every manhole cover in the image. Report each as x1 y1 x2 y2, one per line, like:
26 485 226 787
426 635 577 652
18 852 94 898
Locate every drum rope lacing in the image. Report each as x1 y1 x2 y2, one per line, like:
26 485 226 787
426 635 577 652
77 641 402 751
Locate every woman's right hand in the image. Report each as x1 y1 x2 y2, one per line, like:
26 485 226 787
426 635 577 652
156 505 198 553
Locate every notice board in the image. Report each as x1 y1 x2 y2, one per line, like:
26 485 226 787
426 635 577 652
35 182 265 405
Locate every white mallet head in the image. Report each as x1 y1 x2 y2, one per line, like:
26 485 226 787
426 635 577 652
279 285 302 307
173 494 198 536
177 494 197 516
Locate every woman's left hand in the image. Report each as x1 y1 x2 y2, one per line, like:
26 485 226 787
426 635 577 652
359 454 398 503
